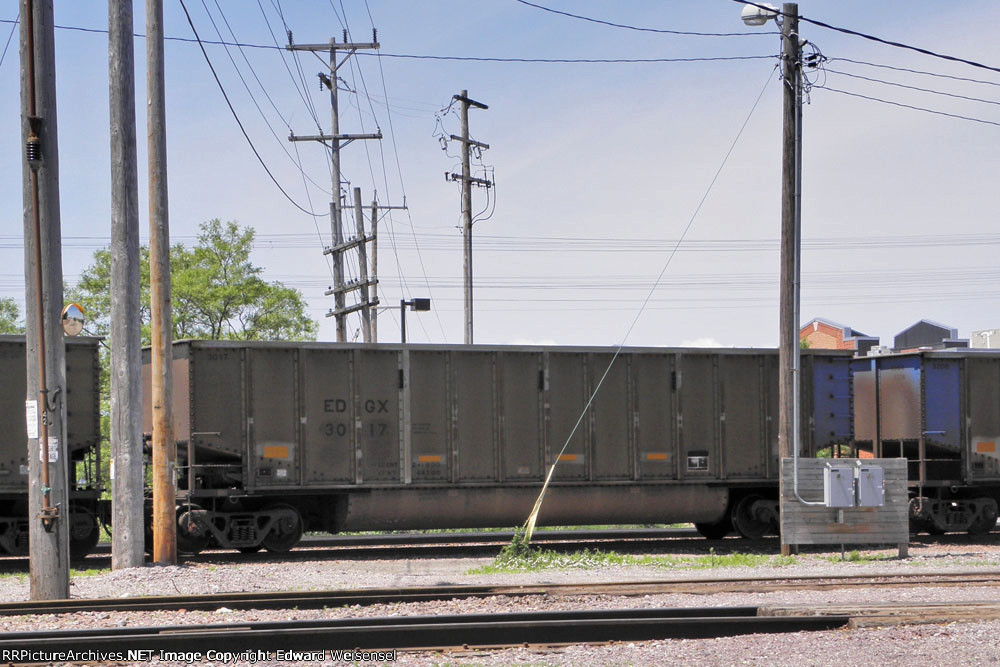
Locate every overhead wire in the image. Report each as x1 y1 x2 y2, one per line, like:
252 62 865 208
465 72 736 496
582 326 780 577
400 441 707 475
522 64 778 542
201 0 333 196
175 0 323 217
828 57 1000 89
813 85 1000 127
823 68 1000 107
0 15 17 72
731 1 1000 75
513 0 777 37
353 0 450 341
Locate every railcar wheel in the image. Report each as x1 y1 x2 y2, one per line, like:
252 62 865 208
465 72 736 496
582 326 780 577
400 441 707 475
731 495 771 540
968 502 998 536
694 520 731 540
177 507 210 555
69 504 101 558
262 504 302 553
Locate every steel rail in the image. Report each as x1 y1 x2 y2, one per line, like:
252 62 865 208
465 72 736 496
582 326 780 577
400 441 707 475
1 571 998 617
0 607 850 659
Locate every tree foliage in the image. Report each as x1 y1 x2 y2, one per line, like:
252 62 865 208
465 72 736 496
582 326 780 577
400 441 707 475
69 219 318 344
0 297 23 334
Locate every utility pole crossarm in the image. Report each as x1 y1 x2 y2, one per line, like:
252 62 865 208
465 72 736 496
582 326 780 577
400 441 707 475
326 298 381 318
448 135 489 150
453 93 488 110
286 42 379 52
323 234 375 255
289 132 382 143
325 278 378 297
447 172 492 188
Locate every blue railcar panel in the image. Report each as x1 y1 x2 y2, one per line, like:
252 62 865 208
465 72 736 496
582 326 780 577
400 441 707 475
923 358 962 453
812 355 852 448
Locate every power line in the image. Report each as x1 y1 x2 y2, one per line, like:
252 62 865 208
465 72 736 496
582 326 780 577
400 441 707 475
367 53 777 64
0 16 16 72
815 84 1000 127
360 0 449 342
732 1 1000 75
0 18 776 65
824 67 1000 107
201 0 332 196
828 57 1000 88
513 0 776 37
176 0 324 216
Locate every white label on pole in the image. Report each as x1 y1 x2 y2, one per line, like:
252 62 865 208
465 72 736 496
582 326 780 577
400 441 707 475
25 400 38 440
39 437 58 463
109 458 115 480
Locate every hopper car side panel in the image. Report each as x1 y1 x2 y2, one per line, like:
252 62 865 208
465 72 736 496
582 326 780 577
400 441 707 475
145 341 851 551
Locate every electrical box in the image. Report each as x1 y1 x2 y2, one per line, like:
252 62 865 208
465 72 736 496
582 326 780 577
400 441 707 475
824 465 856 507
857 466 885 507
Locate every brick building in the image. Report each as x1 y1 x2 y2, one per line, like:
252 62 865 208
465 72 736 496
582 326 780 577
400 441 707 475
799 318 879 355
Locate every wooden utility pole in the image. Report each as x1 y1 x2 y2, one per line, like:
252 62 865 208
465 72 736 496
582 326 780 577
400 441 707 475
778 2 801 557
447 90 491 345
371 200 378 342
287 33 380 341
109 0 144 569
147 0 176 565
353 188 371 342
21 0 70 601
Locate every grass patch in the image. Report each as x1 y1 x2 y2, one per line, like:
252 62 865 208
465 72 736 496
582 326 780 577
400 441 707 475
823 550 895 563
469 541 798 574
70 567 109 578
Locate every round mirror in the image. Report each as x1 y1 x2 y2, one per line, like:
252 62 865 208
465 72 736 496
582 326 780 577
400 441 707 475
61 302 86 337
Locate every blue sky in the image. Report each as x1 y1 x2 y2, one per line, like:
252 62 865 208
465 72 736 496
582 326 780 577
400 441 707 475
1 1 998 347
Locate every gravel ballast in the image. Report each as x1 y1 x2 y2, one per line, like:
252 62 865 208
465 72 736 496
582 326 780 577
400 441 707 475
2 538 1000 665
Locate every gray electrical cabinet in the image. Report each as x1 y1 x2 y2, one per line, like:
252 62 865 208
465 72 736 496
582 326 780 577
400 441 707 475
857 466 885 507
823 465 856 507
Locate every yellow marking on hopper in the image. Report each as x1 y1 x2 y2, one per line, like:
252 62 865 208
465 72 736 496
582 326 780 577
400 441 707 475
418 455 443 463
263 445 289 459
558 454 579 462
645 452 669 461
977 441 996 453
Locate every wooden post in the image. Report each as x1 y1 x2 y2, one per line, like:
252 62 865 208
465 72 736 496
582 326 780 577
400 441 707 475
354 188 371 342
21 0 70 600
109 0 145 569
778 2 800 557
371 200 378 343
459 89 473 345
147 0 176 565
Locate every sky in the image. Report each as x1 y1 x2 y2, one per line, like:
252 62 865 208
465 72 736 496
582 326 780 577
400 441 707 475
1 1 998 349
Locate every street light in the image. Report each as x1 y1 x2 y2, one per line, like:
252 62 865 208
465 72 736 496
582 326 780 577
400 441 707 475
400 298 431 343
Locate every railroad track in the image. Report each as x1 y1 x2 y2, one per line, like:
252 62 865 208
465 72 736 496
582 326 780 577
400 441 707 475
0 606 849 661
2 570 999 617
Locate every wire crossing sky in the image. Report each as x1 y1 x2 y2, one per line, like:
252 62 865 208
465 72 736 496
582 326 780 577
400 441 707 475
0 1 997 348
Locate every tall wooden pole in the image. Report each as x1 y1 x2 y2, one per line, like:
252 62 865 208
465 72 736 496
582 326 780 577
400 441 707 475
21 0 70 600
371 200 378 343
354 188 371 342
109 0 144 569
778 2 800 557
459 89 473 345
147 0 176 565
329 40 346 342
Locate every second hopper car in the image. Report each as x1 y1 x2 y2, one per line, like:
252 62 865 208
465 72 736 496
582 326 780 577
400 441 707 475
143 341 852 553
0 335 102 556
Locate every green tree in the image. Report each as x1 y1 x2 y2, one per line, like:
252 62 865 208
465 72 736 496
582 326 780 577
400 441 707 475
69 219 318 343
0 297 23 334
